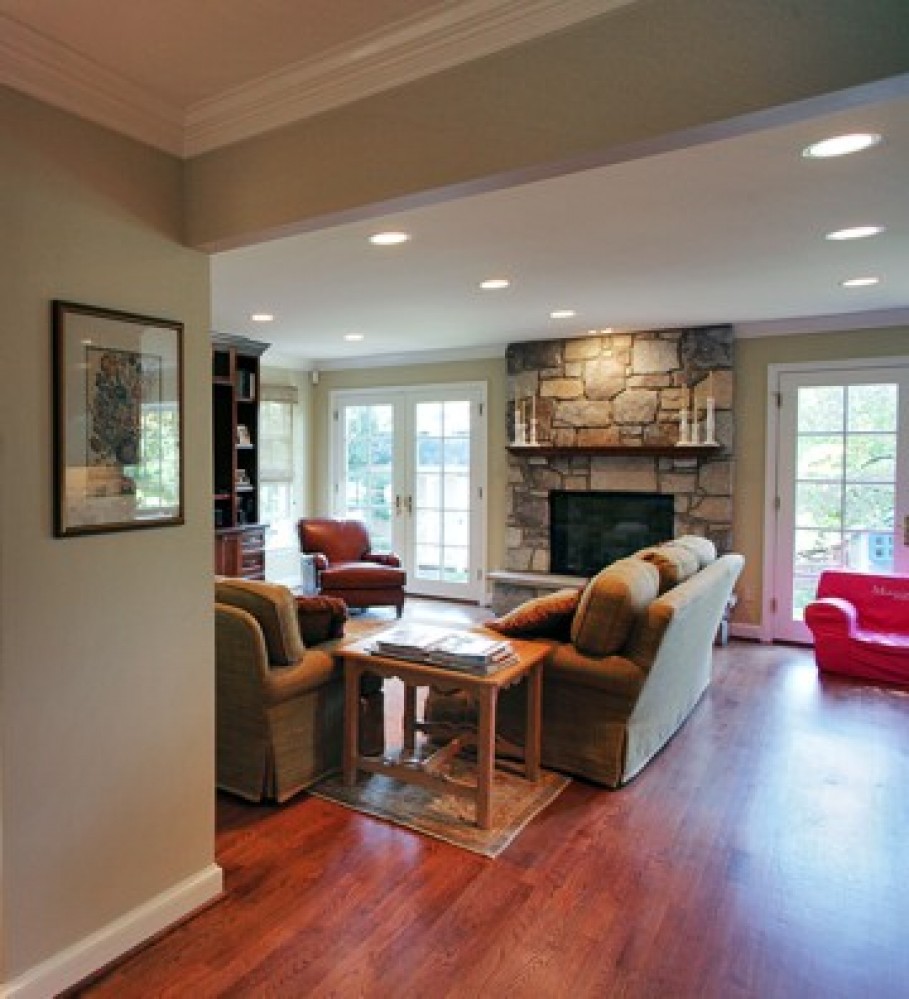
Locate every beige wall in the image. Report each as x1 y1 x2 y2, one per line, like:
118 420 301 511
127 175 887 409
0 88 216 986
185 0 909 251
310 358 508 573
734 325 909 628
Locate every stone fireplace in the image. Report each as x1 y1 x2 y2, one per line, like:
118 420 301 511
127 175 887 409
491 326 734 612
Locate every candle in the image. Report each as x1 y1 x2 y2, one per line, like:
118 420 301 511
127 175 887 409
531 394 536 424
708 370 715 399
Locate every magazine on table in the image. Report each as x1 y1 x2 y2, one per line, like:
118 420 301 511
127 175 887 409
367 624 517 673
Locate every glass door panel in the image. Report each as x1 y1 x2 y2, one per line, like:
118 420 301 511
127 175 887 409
339 403 394 550
411 399 475 593
774 366 909 643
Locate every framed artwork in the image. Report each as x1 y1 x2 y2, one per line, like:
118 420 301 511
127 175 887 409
52 300 184 537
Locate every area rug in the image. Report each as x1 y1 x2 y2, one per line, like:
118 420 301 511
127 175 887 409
310 760 570 858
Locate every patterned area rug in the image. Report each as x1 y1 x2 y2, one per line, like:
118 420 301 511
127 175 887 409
310 760 570 858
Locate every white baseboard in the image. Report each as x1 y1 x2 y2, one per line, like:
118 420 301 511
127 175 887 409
1 863 223 999
729 622 767 643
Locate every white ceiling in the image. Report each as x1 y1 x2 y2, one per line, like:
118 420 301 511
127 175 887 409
2 0 908 368
214 94 909 367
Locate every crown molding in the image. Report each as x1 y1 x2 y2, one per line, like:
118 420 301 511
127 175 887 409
184 0 636 156
1 1 632 158
0 14 184 155
735 308 909 338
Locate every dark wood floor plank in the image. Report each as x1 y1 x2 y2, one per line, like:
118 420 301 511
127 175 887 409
74 637 909 998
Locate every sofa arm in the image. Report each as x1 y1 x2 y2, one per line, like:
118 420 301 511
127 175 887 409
364 552 401 567
804 596 857 635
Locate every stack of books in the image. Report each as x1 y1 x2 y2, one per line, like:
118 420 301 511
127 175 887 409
369 625 518 675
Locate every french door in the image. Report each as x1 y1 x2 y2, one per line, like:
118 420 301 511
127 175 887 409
331 385 487 601
770 361 909 643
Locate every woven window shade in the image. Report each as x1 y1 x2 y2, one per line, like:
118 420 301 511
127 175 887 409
261 383 299 404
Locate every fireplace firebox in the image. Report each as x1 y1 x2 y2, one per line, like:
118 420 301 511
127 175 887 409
549 490 674 577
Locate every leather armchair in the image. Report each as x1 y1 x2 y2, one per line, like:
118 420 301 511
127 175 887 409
298 518 406 617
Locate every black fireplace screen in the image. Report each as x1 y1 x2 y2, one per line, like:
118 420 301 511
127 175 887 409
549 490 674 576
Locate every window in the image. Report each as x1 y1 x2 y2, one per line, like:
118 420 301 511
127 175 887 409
259 386 297 552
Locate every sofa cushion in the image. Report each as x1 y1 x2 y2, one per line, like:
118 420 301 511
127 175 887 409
320 563 407 589
571 558 660 657
215 579 304 665
487 587 581 640
635 542 700 593
673 534 717 569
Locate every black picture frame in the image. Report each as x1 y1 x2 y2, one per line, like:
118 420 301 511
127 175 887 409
52 300 185 537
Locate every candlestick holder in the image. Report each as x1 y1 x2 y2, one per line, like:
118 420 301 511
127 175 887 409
703 397 717 445
527 419 539 446
676 407 690 446
514 415 527 446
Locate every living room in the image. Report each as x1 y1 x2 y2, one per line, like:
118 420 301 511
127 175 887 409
2 1 909 996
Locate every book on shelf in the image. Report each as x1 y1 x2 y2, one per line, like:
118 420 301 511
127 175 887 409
368 625 517 674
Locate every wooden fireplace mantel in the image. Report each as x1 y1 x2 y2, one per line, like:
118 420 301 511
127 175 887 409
506 444 721 458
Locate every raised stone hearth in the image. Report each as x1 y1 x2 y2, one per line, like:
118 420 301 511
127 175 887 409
499 327 734 606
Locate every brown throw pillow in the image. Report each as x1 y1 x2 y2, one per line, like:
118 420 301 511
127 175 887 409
295 595 348 645
571 558 660 657
487 588 581 640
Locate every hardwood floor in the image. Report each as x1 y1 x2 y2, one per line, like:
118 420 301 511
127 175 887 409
75 605 909 998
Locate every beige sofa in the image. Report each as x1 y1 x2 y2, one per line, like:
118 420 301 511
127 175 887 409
429 538 743 787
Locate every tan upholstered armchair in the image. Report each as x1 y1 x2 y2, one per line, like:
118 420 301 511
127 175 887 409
298 517 406 616
214 578 383 802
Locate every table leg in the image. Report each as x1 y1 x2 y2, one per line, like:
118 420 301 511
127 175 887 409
524 661 542 782
402 682 417 760
476 687 498 829
343 661 362 786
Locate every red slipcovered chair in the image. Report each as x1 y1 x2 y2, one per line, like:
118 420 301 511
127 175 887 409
298 518 406 617
804 570 909 685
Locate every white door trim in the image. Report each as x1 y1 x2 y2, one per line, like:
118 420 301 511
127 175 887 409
328 382 488 601
763 355 909 644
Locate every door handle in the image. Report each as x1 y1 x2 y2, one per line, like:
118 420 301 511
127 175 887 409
405 495 413 515
904 514 909 546
395 495 402 515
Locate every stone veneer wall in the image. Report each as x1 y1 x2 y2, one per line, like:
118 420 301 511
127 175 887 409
505 326 734 575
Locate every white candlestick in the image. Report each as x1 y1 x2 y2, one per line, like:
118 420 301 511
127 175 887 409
704 397 716 445
677 407 689 446
690 403 700 445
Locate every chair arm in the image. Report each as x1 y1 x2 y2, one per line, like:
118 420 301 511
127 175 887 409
262 649 337 705
804 597 857 635
364 552 402 567
306 552 329 571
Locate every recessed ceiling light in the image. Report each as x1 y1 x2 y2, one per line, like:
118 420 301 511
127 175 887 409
369 231 410 246
250 313 274 322
825 225 885 241
802 133 882 159
550 309 576 319
344 333 365 342
480 278 510 290
840 276 880 288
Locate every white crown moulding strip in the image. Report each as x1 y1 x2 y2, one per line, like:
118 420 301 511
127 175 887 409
1 1 630 158
0 13 184 155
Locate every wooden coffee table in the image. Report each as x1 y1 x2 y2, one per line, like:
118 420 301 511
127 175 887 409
335 634 548 829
